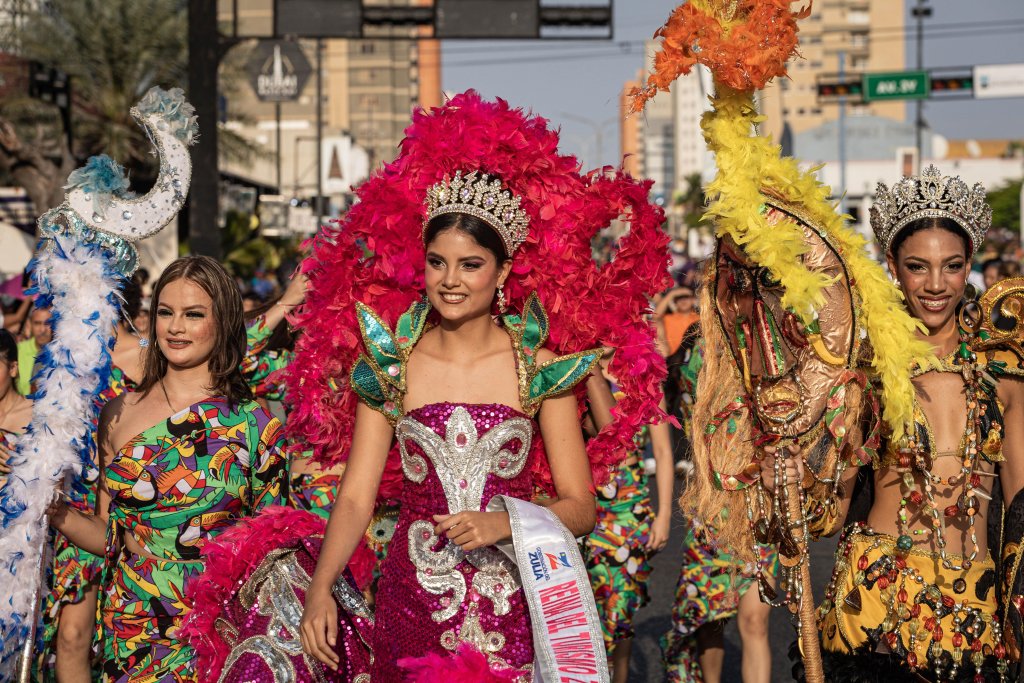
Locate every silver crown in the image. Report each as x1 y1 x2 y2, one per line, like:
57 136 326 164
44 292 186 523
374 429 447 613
424 170 529 255
869 165 991 255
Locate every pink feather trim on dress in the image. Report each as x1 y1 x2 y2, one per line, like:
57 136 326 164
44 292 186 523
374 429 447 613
285 90 671 495
181 506 376 681
398 643 525 683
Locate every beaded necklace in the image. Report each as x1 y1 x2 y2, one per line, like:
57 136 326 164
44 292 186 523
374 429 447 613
895 331 989 581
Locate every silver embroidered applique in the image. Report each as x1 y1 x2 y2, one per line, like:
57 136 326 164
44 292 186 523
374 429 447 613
397 407 532 625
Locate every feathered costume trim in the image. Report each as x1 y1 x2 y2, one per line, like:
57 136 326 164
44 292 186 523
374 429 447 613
399 643 524 683
0 235 120 675
181 506 378 681
285 91 670 496
631 3 931 440
628 0 811 111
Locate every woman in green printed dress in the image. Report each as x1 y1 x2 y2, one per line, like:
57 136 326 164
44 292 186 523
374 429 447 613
49 256 288 682
581 365 674 683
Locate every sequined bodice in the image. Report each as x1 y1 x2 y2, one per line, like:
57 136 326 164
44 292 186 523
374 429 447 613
396 402 536 516
372 402 538 676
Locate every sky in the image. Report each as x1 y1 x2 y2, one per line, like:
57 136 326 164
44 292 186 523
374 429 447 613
441 0 1024 170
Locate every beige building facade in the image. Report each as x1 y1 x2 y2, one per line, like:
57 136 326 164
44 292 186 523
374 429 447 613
760 0 907 141
217 1 441 208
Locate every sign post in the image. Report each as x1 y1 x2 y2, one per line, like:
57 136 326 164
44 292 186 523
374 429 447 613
862 71 929 102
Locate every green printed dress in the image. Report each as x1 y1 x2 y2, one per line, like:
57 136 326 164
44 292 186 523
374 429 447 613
581 455 655 654
101 398 287 682
242 314 343 520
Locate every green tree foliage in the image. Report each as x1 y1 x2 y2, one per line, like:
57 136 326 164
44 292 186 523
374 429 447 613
674 172 706 228
1 0 262 208
987 179 1022 234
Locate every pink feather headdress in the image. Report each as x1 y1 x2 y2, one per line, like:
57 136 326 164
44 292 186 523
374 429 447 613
285 90 670 496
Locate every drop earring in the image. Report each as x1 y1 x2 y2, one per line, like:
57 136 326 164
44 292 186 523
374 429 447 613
497 284 507 314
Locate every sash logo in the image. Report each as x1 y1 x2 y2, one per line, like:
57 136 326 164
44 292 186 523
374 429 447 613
529 548 550 581
545 551 572 571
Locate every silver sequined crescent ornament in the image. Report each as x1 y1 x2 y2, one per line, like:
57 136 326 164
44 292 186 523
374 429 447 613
39 86 198 276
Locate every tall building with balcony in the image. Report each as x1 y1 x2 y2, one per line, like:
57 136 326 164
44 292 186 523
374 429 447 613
216 1 441 213
620 42 713 234
760 0 907 141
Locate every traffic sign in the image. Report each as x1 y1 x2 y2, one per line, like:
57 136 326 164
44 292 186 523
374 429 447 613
246 40 312 102
863 71 929 101
974 63 1024 99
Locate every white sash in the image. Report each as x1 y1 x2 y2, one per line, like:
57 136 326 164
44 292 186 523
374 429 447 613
487 495 609 683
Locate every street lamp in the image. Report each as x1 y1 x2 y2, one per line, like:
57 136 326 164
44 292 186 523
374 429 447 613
912 0 932 167
558 112 617 168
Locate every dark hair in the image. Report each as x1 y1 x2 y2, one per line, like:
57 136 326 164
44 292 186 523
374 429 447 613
890 216 970 259
423 212 510 263
121 279 143 322
133 267 151 286
137 256 251 405
0 329 16 364
981 257 1004 273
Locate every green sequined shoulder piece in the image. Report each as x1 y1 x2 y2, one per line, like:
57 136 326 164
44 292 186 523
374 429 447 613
349 293 599 422
502 292 601 417
349 298 430 424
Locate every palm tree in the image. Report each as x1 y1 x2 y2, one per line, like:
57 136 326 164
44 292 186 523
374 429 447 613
0 0 262 219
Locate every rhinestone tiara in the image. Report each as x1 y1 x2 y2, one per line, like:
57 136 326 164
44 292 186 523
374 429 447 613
869 165 991 255
424 170 529 256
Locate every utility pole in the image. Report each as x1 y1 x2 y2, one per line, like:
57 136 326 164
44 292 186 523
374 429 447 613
187 0 222 258
838 50 847 217
912 0 932 169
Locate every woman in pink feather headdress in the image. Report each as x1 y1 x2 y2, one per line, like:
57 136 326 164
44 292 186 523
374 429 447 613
182 91 671 683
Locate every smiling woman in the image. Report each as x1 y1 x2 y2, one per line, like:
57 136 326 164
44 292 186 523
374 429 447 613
811 167 1024 681
48 255 288 683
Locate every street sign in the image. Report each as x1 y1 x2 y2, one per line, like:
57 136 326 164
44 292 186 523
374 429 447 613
974 63 1024 99
246 40 312 102
863 71 929 101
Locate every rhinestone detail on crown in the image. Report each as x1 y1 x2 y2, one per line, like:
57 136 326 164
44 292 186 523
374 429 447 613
424 170 529 255
869 165 991 255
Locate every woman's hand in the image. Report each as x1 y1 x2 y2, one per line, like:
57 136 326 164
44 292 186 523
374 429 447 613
758 443 804 492
300 582 341 671
645 514 670 553
433 511 512 552
280 271 309 308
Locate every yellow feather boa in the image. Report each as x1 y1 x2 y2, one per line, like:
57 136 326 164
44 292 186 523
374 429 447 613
701 84 935 440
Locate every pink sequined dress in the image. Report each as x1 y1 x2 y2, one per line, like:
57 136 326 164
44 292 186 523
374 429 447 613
373 401 538 680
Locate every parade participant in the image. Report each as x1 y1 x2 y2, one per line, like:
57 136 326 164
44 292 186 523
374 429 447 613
0 87 202 678
630 2 936 681
809 168 1024 681
48 255 288 682
239 270 346 518
582 368 673 683
182 91 670 683
661 326 776 683
0 329 31 489
41 278 145 683
16 305 51 395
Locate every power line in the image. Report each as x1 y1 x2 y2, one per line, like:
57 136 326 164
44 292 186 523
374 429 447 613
435 19 1024 57
443 24 1024 67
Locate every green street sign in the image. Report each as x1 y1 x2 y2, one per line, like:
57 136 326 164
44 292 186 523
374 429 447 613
863 71 930 101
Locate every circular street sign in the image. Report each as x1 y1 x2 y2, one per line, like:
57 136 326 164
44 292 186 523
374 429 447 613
246 40 312 102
